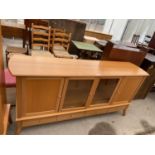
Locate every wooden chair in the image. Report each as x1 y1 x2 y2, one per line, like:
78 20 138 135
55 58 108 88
50 28 65 51
31 23 50 51
52 29 78 59
23 19 49 49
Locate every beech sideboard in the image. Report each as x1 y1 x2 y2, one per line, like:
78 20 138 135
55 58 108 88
9 55 148 134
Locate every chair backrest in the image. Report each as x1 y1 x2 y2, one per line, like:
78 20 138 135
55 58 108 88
52 29 72 51
31 23 50 51
23 20 49 49
50 28 65 51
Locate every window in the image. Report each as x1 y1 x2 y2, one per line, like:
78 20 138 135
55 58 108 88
78 19 106 32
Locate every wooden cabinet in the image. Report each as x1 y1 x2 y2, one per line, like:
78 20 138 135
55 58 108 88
8 55 148 134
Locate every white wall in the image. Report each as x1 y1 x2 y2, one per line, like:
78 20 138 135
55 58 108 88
121 19 144 42
147 20 155 36
122 19 155 43
103 19 128 41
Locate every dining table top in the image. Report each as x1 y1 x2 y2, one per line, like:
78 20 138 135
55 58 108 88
72 41 102 52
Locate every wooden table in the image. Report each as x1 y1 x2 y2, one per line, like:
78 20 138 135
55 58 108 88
9 55 148 134
72 41 103 59
136 53 155 98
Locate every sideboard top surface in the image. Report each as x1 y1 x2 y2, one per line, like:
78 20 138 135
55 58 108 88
9 55 149 77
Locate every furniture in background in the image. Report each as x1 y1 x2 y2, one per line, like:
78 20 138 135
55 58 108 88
31 50 54 58
0 22 10 135
9 55 148 134
148 32 155 50
5 46 28 66
72 41 102 59
94 40 108 51
131 34 140 44
24 19 49 49
84 36 99 44
143 35 151 45
49 19 86 41
136 53 155 98
51 29 78 59
31 24 50 51
101 41 148 66
85 30 112 41
49 19 86 55
1 20 25 39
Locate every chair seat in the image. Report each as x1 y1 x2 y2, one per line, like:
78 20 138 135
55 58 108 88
31 50 55 58
4 69 16 87
53 45 78 59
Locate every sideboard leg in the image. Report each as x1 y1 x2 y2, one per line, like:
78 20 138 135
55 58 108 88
122 106 129 116
15 122 22 135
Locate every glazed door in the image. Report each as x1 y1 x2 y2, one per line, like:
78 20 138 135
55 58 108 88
89 78 120 106
59 78 94 111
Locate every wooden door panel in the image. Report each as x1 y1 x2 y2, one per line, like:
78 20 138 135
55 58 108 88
111 76 144 103
21 78 64 116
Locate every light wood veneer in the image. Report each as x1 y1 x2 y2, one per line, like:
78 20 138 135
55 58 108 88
8 55 148 134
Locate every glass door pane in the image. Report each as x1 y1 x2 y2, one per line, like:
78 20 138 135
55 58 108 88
63 80 93 109
92 79 119 105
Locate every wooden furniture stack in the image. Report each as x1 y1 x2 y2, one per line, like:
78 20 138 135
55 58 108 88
0 22 10 135
101 41 148 66
9 55 148 134
136 53 155 98
85 30 112 41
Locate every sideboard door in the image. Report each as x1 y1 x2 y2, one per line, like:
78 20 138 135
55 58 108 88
89 78 120 106
16 77 64 118
111 76 145 104
59 78 94 111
